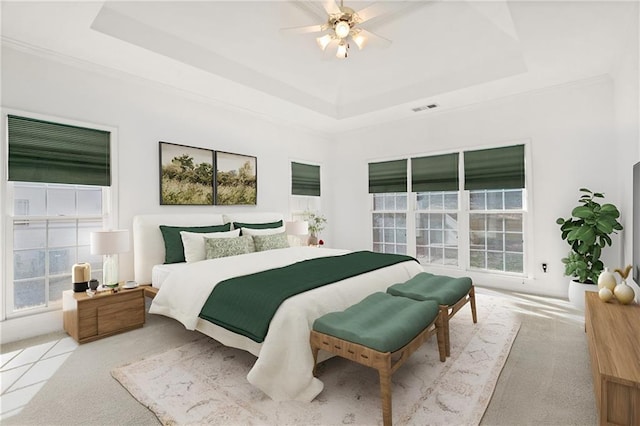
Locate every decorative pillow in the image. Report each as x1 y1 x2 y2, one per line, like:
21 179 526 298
252 232 290 252
160 224 231 264
205 235 255 259
232 220 283 230
241 226 286 236
181 229 240 263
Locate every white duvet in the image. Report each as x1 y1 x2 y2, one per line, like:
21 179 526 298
149 246 423 402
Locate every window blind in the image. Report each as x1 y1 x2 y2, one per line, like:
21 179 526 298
368 159 407 193
291 162 320 196
411 153 459 192
464 145 525 190
8 115 111 186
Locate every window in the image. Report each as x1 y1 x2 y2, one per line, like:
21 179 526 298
369 144 527 276
290 161 322 225
416 191 458 265
469 189 524 273
372 193 407 254
4 113 113 317
11 183 105 311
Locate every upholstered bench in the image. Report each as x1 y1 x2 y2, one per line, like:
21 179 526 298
310 292 446 426
387 272 476 357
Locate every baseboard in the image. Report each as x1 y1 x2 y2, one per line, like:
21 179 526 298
0 310 63 345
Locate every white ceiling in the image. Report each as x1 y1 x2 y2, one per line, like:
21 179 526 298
1 1 637 135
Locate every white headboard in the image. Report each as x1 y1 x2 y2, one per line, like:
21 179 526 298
133 212 284 284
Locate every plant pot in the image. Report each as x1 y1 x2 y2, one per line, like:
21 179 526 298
308 235 318 246
568 279 598 310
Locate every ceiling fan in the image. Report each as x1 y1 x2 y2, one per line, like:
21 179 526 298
282 0 397 59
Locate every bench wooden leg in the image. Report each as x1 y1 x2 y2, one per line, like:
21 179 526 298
437 306 447 362
311 345 320 377
469 286 478 324
378 356 393 426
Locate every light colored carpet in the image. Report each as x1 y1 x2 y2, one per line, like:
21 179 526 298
112 294 520 425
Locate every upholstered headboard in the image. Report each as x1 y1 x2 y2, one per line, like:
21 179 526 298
132 212 284 284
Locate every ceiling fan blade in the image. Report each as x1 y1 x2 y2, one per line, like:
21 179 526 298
354 3 390 24
280 24 327 35
357 29 392 49
321 0 342 16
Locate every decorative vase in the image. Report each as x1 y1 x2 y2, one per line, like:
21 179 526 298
598 287 613 302
597 267 617 291
308 234 318 246
614 280 636 305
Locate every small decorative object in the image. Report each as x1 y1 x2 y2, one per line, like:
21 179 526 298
89 279 99 290
613 265 636 305
303 210 327 246
597 267 617 291
72 263 91 293
598 287 614 302
90 229 130 289
215 151 257 205
319 239 324 246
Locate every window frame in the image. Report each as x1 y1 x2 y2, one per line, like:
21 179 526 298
1 109 119 320
368 142 531 278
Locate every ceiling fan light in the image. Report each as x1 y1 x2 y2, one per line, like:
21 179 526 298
316 34 333 51
336 42 348 59
353 33 367 50
334 21 350 39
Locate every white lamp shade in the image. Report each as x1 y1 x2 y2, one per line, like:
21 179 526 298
90 229 130 255
285 221 309 236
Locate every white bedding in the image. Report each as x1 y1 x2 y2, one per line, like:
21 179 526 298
151 263 187 288
149 246 423 402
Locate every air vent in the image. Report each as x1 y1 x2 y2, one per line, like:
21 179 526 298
411 104 439 113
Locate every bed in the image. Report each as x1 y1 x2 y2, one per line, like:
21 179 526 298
133 212 424 402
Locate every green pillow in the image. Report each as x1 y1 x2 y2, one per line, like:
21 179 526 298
205 235 254 259
160 224 231 264
252 233 289 252
232 220 283 230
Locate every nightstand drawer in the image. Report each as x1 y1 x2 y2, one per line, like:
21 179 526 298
97 297 144 335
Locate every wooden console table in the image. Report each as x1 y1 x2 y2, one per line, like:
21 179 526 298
585 291 640 425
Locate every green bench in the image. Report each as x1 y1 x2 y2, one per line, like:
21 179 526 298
387 272 476 357
310 292 446 426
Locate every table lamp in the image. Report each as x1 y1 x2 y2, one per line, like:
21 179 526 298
285 220 308 246
90 229 130 288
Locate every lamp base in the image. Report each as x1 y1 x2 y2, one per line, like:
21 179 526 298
102 254 119 289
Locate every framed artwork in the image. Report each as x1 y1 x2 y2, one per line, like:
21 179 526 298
159 142 215 205
215 151 257 205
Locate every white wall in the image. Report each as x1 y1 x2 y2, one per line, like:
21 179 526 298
329 77 626 298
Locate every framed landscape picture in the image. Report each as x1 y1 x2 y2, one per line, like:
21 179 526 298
159 142 214 205
215 151 257 205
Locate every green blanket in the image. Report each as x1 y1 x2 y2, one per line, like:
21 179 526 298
198 251 417 343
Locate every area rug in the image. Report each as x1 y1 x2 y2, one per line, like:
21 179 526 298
112 294 520 425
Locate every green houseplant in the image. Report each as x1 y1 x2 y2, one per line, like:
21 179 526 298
556 188 623 284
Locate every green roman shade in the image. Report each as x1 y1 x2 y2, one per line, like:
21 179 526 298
411 153 459 192
464 145 525 190
8 115 111 186
368 159 407 193
291 162 320 196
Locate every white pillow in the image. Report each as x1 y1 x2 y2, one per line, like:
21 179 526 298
241 226 286 236
180 229 240 263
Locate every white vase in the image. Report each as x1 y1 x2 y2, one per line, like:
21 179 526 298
568 279 598 310
614 280 636 305
597 267 617 291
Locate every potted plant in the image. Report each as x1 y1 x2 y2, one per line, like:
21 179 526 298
303 211 327 246
556 188 623 307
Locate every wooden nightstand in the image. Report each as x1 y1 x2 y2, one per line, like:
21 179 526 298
62 285 145 343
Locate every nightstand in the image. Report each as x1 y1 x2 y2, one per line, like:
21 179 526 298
62 285 145 343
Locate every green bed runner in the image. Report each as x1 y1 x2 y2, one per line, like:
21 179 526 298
198 251 417 343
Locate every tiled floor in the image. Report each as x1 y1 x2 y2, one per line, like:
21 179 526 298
0 336 77 420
